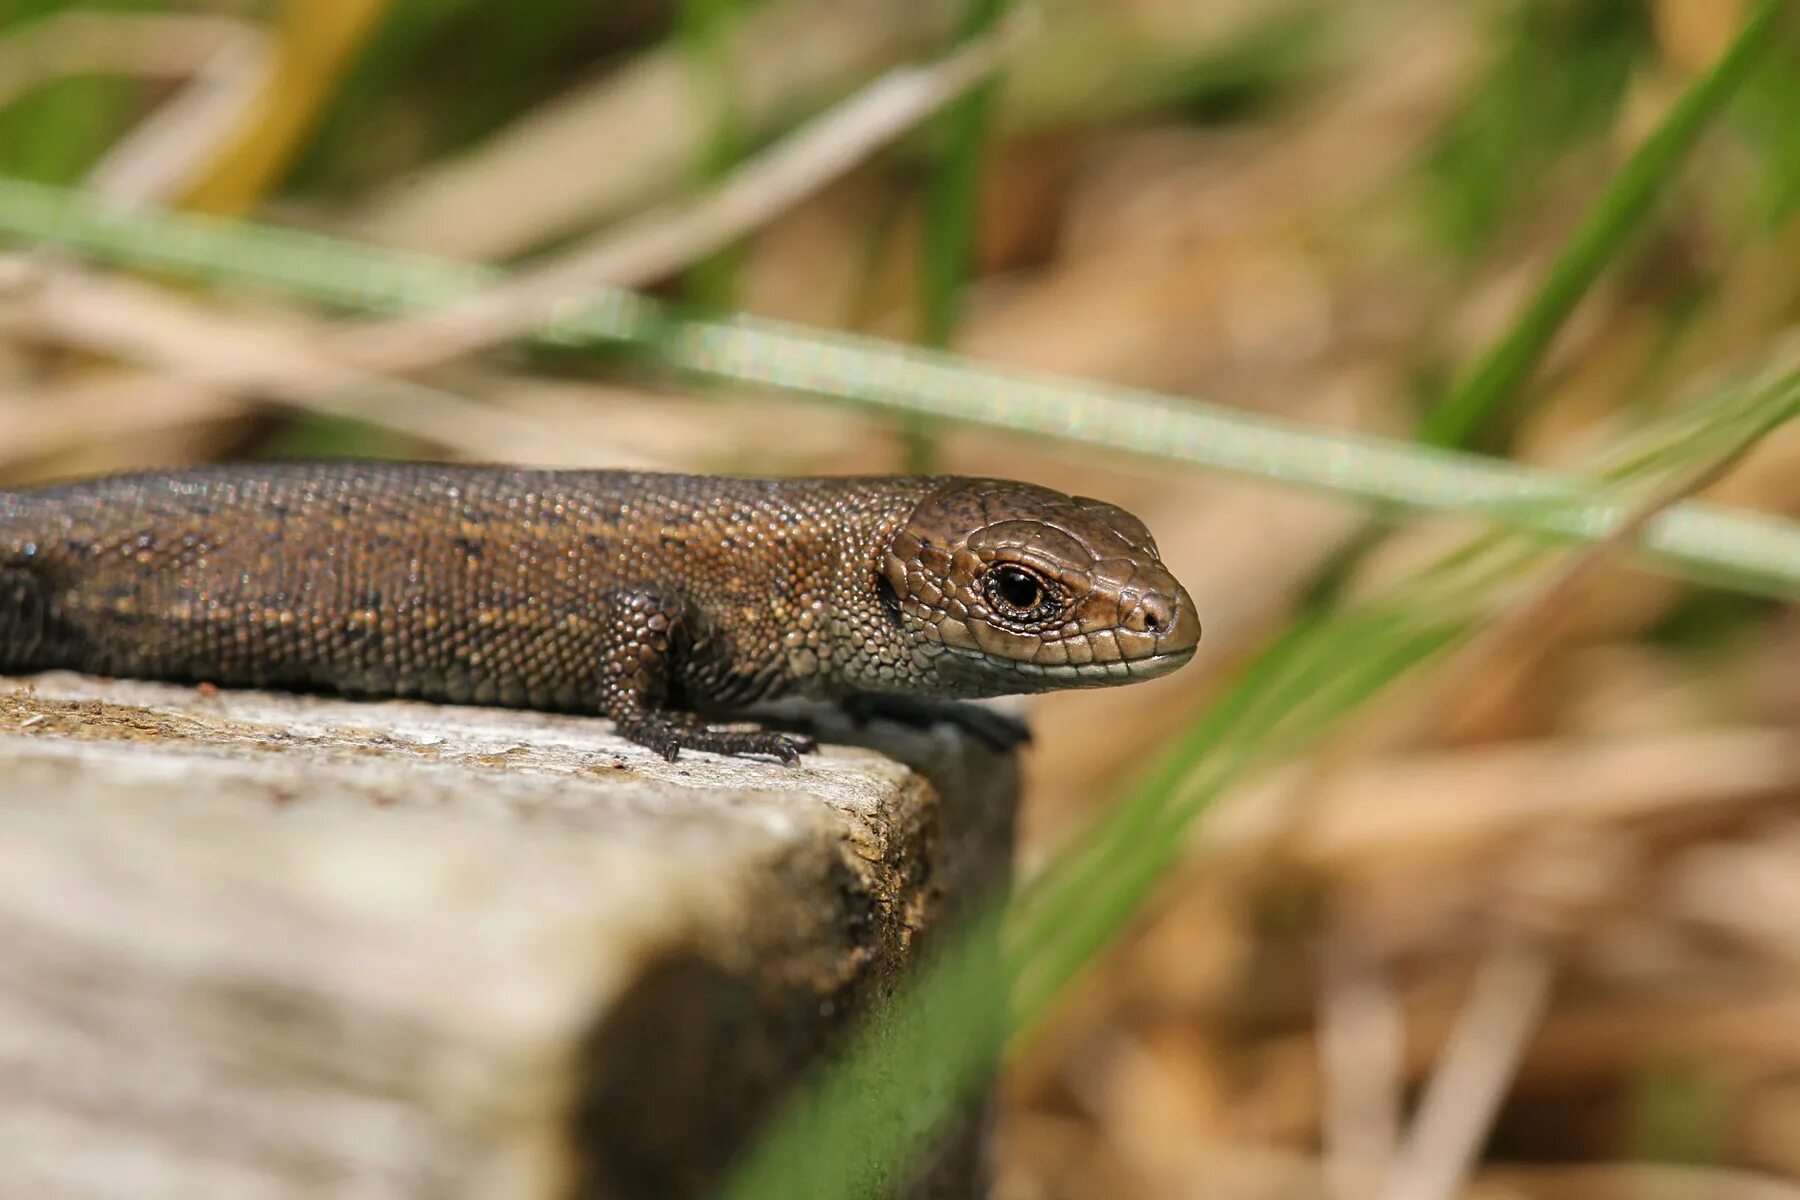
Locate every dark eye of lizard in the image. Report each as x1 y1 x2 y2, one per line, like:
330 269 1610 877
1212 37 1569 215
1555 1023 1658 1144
985 565 1049 616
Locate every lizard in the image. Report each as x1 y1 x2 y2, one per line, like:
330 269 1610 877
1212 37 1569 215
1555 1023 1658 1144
0 462 1199 762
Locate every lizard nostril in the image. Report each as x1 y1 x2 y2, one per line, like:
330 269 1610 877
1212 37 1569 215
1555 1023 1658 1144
1129 595 1174 635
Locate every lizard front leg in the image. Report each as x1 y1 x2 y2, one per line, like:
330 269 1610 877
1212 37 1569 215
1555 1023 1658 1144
599 586 816 764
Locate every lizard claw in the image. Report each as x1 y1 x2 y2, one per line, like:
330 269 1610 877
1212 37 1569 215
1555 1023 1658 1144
691 728 813 764
615 711 815 764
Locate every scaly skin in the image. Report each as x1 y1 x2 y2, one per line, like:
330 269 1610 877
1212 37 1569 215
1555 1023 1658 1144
0 463 1199 761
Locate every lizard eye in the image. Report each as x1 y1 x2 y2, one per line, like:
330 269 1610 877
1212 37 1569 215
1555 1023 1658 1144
985 565 1048 616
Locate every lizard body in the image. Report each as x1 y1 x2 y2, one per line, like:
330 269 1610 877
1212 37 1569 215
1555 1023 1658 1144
0 463 1198 760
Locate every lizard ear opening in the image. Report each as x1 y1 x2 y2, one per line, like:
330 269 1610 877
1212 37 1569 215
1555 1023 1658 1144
875 573 904 628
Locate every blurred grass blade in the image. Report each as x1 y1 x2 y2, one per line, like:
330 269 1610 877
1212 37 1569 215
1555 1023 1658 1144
911 0 1014 470
1417 0 1784 449
722 353 1800 1200
721 904 1011 1200
333 19 1030 371
1011 616 1461 1028
1012 368 1800 1026
920 0 1011 346
3 176 1800 594
0 2 152 185
179 0 391 215
677 0 748 311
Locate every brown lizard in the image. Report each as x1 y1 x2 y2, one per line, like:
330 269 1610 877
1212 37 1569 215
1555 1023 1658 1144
0 463 1199 761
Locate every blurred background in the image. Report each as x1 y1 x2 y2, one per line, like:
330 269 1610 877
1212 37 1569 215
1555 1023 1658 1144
2 0 1799 1196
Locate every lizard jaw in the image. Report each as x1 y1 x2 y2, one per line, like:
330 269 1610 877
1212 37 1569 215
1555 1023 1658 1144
937 644 1197 689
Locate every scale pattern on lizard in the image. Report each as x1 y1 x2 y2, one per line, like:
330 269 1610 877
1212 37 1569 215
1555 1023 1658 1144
0 463 1199 761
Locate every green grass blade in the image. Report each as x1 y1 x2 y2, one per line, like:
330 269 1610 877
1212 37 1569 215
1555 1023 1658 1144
678 0 749 311
910 0 1013 470
1417 0 1785 449
1016 359 1800 979
734 377 1800 1199
720 903 1012 1200
0 0 159 185
3 176 1800 594
920 0 1009 348
721 352 1800 1200
1011 618 1463 1029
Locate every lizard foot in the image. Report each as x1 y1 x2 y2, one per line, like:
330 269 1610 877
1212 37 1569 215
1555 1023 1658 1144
615 711 816 764
678 726 817 764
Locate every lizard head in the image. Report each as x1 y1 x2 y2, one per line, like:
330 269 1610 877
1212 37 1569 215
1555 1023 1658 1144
881 478 1199 695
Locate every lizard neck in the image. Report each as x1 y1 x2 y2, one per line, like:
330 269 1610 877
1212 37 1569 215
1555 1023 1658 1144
815 504 913 697
669 476 939 707
815 482 958 699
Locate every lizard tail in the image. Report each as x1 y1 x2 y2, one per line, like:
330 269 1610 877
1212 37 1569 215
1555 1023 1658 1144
1 493 58 671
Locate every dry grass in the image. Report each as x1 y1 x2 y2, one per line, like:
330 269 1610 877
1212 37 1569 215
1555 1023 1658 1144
1 0 1798 1195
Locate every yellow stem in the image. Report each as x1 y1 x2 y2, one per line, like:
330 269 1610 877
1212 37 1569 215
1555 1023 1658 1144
179 0 390 215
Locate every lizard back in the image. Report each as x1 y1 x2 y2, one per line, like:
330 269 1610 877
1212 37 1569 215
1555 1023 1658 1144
0 462 932 714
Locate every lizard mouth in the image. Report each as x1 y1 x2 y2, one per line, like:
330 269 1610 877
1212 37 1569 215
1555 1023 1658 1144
1012 646 1196 683
946 644 1197 685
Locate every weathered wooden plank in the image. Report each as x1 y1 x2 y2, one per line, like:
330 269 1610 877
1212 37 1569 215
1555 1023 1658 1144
0 673 1018 1199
